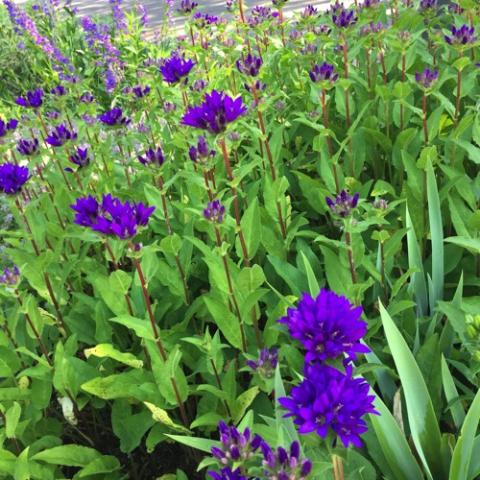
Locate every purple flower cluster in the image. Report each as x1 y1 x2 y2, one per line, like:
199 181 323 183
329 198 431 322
99 108 131 127
301 4 318 17
280 290 368 363
46 124 77 147
309 62 338 84
178 0 198 14
16 88 43 108
278 290 376 447
279 365 378 447
0 118 18 138
182 90 247 133
0 266 20 285
209 468 245 480
71 194 155 240
3 1 75 80
69 147 91 169
189 136 216 163
248 6 276 26
160 54 195 84
192 12 219 28
246 347 278 378
415 68 439 88
51 84 66 96
332 7 357 28
138 147 165 167
0 163 30 194
17 138 40 156
236 54 263 77
261 441 312 479
444 25 477 46
204 200 226 224
326 190 360 217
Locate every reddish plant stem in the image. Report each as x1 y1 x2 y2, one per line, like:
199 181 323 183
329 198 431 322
422 93 429 144
320 90 340 193
345 231 357 284
210 359 233 418
129 244 189 426
238 0 246 23
157 176 189 304
218 138 251 266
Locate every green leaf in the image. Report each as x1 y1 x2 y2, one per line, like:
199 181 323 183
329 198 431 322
144 402 190 433
426 160 444 312
5 403 21 439
300 251 320 296
379 303 444 480
239 198 261 260
204 296 242 350
369 395 424 480
164 435 220 454
441 356 465 430
109 315 155 341
232 387 259 425
84 343 143 368
32 445 102 467
444 237 480 255
449 388 480 480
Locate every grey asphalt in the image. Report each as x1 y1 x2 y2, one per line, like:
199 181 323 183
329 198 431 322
21 1 334 32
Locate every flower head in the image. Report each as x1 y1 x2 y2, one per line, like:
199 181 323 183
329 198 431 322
99 107 131 127
80 92 95 103
46 124 77 147
332 8 357 28
16 88 43 108
178 0 198 13
415 68 439 88
236 54 263 77
204 200 226 223
189 136 216 163
192 12 219 27
191 79 208 91
71 194 155 239
0 118 18 138
260 441 312 479
279 364 378 447
17 138 40 156
182 90 247 133
130 85 151 98
69 147 91 169
51 84 67 96
444 25 477 46
0 163 29 194
211 421 263 466
246 347 278 378
279 290 368 363
301 4 318 17
0 266 20 285
138 147 165 167
160 54 195 84
309 62 338 84
326 190 360 217
209 467 247 480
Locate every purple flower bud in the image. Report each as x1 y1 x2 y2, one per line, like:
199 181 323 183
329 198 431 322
80 92 95 103
0 118 18 138
138 147 165 166
69 146 91 169
301 4 318 17
236 54 263 77
444 24 477 46
189 136 216 163
204 200 225 223
332 8 357 28
17 138 40 156
419 0 437 9
131 85 151 98
415 68 439 88
178 0 198 13
247 347 278 378
51 84 67 96
191 79 208 91
326 190 359 217
46 123 77 147
309 62 339 84
0 266 20 285
163 101 177 112
99 107 131 126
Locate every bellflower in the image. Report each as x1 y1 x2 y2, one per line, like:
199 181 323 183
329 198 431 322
444 25 477 46
0 163 30 194
46 124 77 147
69 147 91 169
248 6 276 26
192 12 219 28
191 79 208 91
182 90 247 133
99 107 131 127
131 85 151 98
17 138 40 156
189 136 216 163
326 190 360 217
209 467 247 480
160 54 195 84
16 88 43 108
260 441 312 479
279 364 378 447
0 266 20 285
0 118 18 137
211 421 263 465
80 92 95 103
279 289 368 363
246 347 278 378
204 200 226 224
332 8 357 28
309 62 338 84
71 194 155 240
138 147 165 167
51 84 67 96
236 54 263 77
178 0 198 13
301 4 318 17
415 68 439 88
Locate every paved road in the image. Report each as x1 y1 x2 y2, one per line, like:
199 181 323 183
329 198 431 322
19 0 333 32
